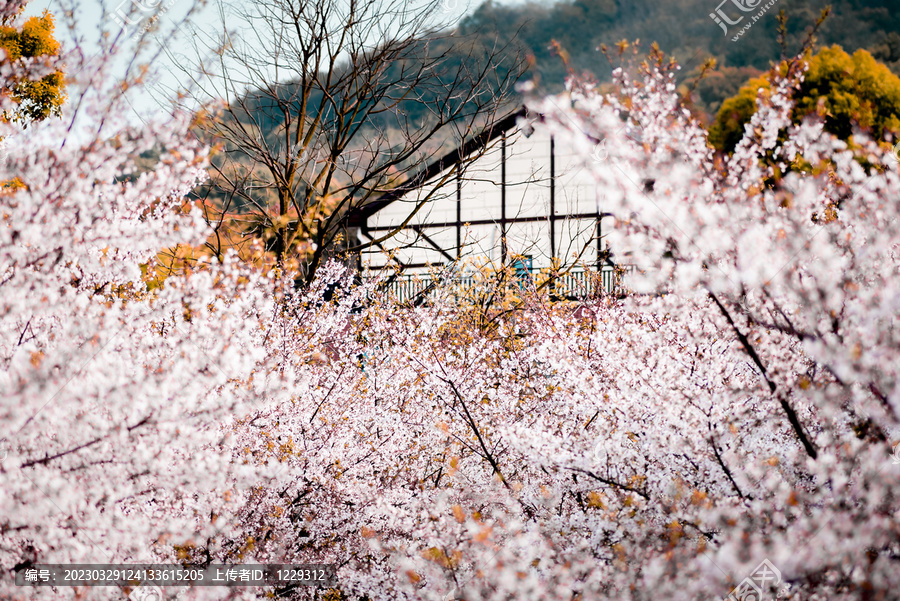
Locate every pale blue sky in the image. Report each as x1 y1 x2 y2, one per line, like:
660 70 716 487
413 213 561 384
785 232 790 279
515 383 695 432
22 0 487 122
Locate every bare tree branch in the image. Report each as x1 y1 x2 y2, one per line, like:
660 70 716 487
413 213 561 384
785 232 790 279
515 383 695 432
177 0 526 284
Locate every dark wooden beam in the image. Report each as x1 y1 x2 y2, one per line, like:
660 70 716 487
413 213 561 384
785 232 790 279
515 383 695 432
363 212 612 232
550 136 556 259
358 227 408 272
363 261 445 270
345 107 528 228
411 225 456 263
456 168 462 259
500 133 507 264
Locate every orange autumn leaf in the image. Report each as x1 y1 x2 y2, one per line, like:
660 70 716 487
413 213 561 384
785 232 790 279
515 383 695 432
452 505 466 523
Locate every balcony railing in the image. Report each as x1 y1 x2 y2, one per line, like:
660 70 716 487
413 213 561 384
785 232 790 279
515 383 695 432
372 265 634 304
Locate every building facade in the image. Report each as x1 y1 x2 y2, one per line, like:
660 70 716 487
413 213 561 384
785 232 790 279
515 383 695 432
349 108 616 278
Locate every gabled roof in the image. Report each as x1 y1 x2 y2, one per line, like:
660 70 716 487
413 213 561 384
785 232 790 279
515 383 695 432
346 106 528 228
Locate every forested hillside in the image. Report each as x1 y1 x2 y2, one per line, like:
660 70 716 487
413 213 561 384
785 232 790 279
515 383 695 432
462 0 900 113
220 0 900 144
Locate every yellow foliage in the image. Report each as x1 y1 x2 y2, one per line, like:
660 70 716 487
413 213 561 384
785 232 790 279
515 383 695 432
473 526 492 543
0 9 66 125
452 504 466 523
710 46 900 153
667 520 684 546
422 546 462 569
1 177 25 193
322 589 344 601
587 491 606 509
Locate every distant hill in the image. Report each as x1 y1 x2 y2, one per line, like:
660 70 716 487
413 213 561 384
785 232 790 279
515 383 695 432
216 0 900 147
459 0 900 115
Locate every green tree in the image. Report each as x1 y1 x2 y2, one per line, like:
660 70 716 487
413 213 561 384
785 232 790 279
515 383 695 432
709 46 900 152
0 5 66 125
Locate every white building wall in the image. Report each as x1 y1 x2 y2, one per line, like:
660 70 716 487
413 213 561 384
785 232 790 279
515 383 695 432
362 122 607 271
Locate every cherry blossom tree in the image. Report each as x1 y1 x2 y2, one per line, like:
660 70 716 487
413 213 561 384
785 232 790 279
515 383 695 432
0 1 289 598
2 2 898 598
210 47 900 601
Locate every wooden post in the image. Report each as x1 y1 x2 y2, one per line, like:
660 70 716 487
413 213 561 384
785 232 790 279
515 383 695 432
500 133 507 264
549 136 556 260
456 167 462 259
